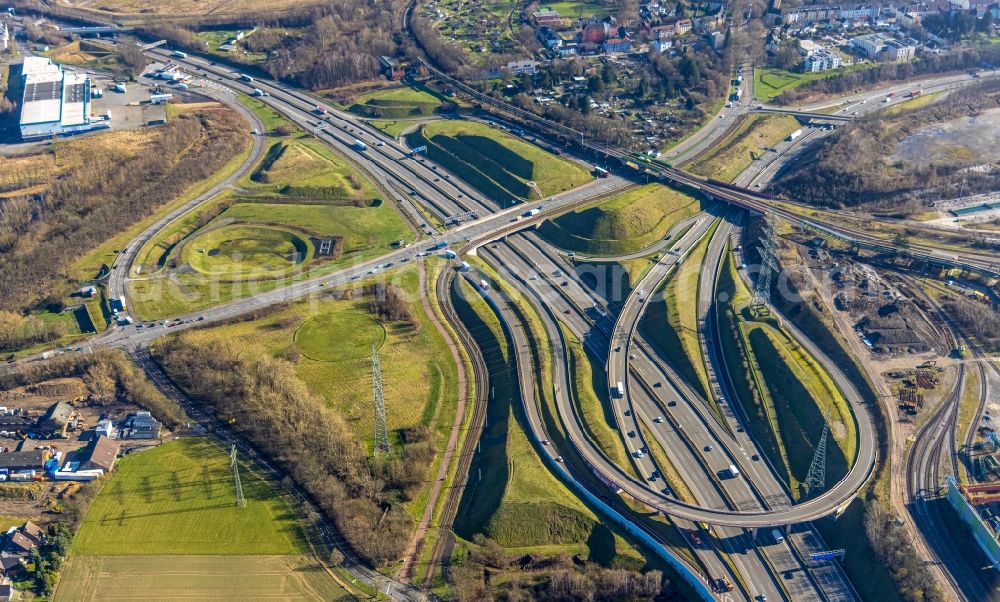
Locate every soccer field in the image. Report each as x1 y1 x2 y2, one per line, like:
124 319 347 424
71 438 307 555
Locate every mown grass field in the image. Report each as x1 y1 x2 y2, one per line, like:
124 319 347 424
127 124 410 319
254 139 375 199
754 64 875 102
220 202 410 246
182 224 312 277
178 266 457 442
55 554 353 601
688 114 800 182
349 86 443 119
538 184 702 255
539 0 606 16
71 438 307 555
640 221 717 402
411 120 591 206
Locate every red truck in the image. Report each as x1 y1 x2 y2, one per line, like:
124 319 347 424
909 89 923 98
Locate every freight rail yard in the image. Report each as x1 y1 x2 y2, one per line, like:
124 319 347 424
1 4 1000 601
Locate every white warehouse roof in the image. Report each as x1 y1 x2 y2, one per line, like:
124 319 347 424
20 57 64 126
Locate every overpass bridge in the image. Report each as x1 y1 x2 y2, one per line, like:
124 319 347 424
57 25 133 34
751 106 854 122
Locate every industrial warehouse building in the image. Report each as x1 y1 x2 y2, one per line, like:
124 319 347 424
18 56 107 141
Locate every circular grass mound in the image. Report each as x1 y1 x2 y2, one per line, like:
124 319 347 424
181 224 313 278
294 312 386 362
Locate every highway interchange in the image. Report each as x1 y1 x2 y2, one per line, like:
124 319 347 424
8 42 999 601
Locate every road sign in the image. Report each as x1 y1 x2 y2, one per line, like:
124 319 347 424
810 549 845 561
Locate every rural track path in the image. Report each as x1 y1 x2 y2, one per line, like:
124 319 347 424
396 262 471 582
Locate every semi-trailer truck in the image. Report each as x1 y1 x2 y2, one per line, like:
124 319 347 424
173 50 187 59
787 129 803 141
239 74 253 82
614 381 625 398
728 464 740 478
353 138 368 151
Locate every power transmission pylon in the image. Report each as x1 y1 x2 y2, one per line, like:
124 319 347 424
805 415 829 496
372 345 390 456
230 444 246 508
751 217 779 312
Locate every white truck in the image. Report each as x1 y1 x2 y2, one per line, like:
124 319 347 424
727 464 740 478
353 138 368 151
239 73 253 82
787 129 803 141
614 381 625 398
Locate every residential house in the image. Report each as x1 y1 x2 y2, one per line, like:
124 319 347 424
851 33 915 60
0 555 22 579
805 48 843 70
532 8 562 27
582 20 614 43
705 30 726 50
651 38 674 52
673 17 693 34
799 39 824 55
79 435 119 473
538 26 564 48
506 60 540 76
3 522 44 555
603 37 633 53
882 38 916 61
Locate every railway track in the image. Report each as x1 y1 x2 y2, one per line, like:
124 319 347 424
420 269 491 585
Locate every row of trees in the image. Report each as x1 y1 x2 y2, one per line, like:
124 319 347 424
154 334 435 566
0 350 187 428
0 106 246 317
865 504 945 602
775 80 1000 208
0 310 66 353
943 295 1000 350
447 550 666 602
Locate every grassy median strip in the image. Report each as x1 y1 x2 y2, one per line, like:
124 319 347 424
956 366 982 482
716 249 855 498
688 114 799 183
641 220 717 403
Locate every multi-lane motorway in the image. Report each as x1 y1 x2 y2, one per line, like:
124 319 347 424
8 37 998 600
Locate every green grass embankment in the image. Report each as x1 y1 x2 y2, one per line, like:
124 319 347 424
538 184 702 256
715 249 854 499
409 120 591 207
688 114 799 182
640 221 717 402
